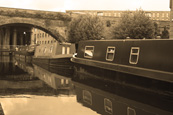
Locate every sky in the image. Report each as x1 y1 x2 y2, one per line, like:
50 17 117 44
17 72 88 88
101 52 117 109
0 0 170 12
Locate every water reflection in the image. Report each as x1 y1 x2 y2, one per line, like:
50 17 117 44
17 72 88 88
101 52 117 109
0 56 99 115
0 56 172 115
72 67 173 115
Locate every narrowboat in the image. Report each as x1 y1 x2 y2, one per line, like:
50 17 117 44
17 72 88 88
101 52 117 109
32 42 75 77
71 39 173 104
14 44 36 62
74 80 172 115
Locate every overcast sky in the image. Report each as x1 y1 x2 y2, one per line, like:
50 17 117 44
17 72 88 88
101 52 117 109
0 0 170 12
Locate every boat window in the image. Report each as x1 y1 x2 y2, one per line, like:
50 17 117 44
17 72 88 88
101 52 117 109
129 47 140 64
67 47 70 54
65 79 69 84
50 46 53 53
127 107 136 115
83 90 92 105
62 46 65 54
104 98 113 114
61 79 64 85
43 47 47 53
106 46 115 61
84 46 94 58
39 48 41 53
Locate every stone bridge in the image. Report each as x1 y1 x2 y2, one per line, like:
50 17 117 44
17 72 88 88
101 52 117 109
0 7 71 42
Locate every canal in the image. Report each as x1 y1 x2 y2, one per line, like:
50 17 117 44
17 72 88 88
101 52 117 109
0 56 172 115
0 56 98 115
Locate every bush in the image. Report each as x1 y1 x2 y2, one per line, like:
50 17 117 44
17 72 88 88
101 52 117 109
67 15 104 43
112 9 154 39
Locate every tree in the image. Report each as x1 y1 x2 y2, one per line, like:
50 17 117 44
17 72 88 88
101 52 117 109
161 26 169 39
67 15 104 43
112 9 155 39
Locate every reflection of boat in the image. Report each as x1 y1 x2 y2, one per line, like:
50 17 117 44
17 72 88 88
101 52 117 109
32 42 75 76
33 64 73 90
71 40 172 102
15 60 38 81
74 81 173 115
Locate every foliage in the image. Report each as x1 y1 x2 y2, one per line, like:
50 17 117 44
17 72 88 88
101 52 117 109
112 9 155 39
67 15 105 43
161 26 169 39
153 22 160 37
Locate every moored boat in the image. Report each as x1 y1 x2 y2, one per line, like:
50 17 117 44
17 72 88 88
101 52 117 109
14 44 36 62
32 42 75 76
71 39 173 100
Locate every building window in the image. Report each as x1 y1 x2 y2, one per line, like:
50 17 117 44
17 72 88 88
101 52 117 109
127 107 136 115
97 12 103 16
106 46 115 61
129 47 140 64
157 13 159 17
40 33 41 38
83 90 92 105
42 33 44 38
118 13 121 17
114 13 117 17
166 13 169 17
34 34 36 39
104 98 113 114
152 13 155 17
45 33 47 37
84 46 94 58
37 34 39 38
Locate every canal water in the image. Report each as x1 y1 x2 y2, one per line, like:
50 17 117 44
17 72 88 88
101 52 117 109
0 56 172 115
0 56 99 115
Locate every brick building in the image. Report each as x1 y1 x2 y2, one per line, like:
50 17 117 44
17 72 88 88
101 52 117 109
31 28 57 45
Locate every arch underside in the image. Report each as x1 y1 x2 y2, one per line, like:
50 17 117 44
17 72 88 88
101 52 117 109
0 22 65 42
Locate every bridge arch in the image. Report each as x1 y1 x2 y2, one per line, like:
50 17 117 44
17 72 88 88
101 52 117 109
0 15 69 42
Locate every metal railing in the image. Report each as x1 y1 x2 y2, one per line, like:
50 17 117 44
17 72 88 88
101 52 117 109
0 45 23 52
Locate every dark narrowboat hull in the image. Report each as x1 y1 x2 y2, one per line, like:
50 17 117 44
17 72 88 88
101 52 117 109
72 39 173 83
33 57 74 77
71 39 173 114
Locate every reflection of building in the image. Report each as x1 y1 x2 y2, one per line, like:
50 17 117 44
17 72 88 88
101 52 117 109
31 28 57 45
